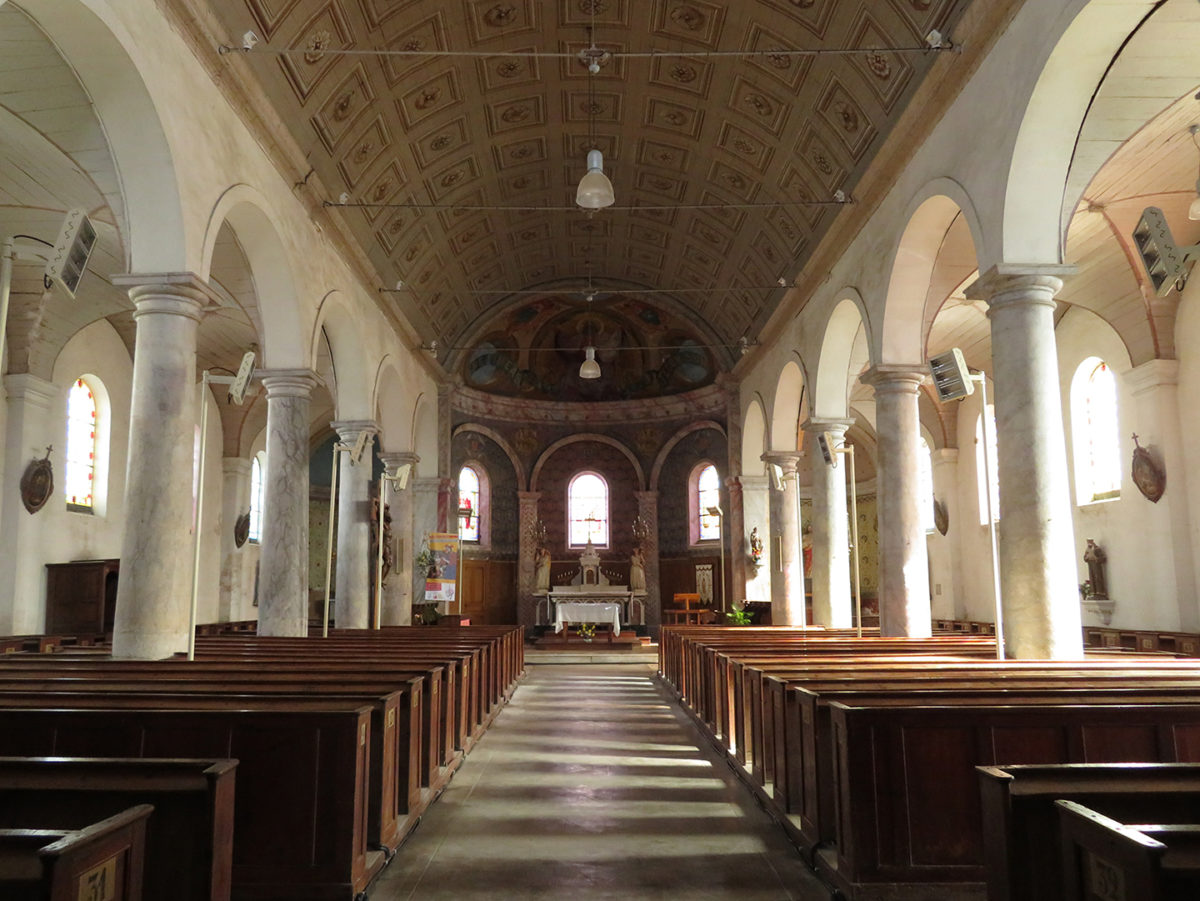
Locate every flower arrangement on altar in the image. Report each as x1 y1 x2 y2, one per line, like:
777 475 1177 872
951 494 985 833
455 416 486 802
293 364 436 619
577 623 597 641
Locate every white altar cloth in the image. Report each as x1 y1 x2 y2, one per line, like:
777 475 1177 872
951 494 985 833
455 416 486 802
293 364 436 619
554 602 622 636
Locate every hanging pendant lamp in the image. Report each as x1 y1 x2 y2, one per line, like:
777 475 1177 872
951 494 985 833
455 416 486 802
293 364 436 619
576 149 615 210
579 345 601 379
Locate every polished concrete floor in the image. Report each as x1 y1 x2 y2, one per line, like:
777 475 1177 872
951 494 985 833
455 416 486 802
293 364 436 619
371 663 832 900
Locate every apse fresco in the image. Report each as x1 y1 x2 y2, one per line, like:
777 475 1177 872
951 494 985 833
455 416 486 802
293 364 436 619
461 295 717 401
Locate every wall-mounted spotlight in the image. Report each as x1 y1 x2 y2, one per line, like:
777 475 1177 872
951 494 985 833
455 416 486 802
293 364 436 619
46 208 97 299
242 31 259 51
928 347 974 402
1132 206 1197 296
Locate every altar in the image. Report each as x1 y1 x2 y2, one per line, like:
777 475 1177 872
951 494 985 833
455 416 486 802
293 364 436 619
553 601 622 637
534 541 647 627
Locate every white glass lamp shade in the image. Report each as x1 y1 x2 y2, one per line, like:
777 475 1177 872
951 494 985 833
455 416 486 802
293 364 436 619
576 149 615 210
579 345 601 379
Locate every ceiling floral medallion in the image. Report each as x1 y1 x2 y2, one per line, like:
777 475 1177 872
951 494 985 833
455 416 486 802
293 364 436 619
332 91 355 121
304 31 331 64
415 88 442 110
501 104 531 123
865 53 892 80
790 0 816 8
767 53 791 70
670 6 706 30
579 0 608 12
431 135 452 151
353 141 374 164
497 61 522 78
833 101 859 132
745 93 774 117
484 5 518 27
670 65 697 84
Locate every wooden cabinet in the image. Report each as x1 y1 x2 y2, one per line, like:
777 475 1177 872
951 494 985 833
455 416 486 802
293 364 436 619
45 559 119 634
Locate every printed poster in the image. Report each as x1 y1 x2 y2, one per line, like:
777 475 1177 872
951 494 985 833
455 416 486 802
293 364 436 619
424 532 459 602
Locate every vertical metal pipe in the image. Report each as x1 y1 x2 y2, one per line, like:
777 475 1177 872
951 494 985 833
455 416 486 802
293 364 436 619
188 373 211 660
323 447 341 637
978 375 1006 659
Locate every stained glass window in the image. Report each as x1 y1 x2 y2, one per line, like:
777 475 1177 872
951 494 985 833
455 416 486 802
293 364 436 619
1084 361 1121 500
65 378 96 511
698 464 721 540
249 454 265 542
568 472 608 547
458 466 480 542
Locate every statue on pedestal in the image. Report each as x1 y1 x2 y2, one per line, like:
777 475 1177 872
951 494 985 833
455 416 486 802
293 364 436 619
1084 539 1108 600
630 547 646 591
534 545 551 592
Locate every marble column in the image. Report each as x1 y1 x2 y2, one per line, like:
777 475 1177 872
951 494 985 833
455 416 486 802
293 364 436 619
802 418 855 628
725 477 747 608
762 451 805 626
257 370 319 638
739 475 771 603
217 457 252 623
967 265 1081 658
861 366 931 638
0 374 59 636
412 476 441 613
331 420 378 629
110 276 214 658
636 491 661 630
1123 361 1197 630
517 491 542 628
377 451 419 627
929 448 964 621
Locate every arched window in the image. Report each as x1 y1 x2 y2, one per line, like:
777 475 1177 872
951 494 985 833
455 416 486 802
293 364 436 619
64 377 97 511
458 465 480 542
1071 358 1121 503
249 453 266 543
976 405 1000 524
918 437 935 533
690 463 722 544
568 472 609 547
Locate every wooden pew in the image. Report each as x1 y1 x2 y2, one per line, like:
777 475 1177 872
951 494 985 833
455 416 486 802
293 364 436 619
0 804 152 901
0 756 235 901
979 763 1200 901
1057 800 1200 900
0 699 377 900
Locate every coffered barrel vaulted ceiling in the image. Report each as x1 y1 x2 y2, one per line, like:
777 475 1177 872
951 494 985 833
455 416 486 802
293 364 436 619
212 0 968 376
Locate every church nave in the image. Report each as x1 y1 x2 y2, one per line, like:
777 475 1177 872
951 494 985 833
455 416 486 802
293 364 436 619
372 664 827 901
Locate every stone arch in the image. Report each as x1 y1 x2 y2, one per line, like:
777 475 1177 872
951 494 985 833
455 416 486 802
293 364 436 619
410 393 438 478
649 420 727 491
372 357 408 451
814 290 872 419
741 396 767 476
18 0 187 272
201 184 305 369
530 434 645 492
1001 0 1159 264
881 183 985 365
452 423 528 492
311 290 372 421
769 358 807 452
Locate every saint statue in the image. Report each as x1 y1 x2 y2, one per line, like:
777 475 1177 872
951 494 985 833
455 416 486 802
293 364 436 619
630 547 646 591
1084 539 1108 600
534 545 551 591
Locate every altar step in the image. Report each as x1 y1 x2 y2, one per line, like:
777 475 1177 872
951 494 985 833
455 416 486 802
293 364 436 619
532 630 649 651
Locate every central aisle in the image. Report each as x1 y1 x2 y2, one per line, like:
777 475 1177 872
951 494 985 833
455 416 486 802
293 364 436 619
371 663 830 900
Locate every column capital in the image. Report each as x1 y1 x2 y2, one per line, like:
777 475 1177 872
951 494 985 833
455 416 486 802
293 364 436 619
517 490 542 503
378 450 418 469
762 450 803 475
112 272 222 320
800 416 855 436
331 420 379 442
930 447 960 466
739 474 770 491
965 264 1076 308
3 373 59 408
259 369 320 398
1124 359 1179 396
221 456 252 477
860 365 927 392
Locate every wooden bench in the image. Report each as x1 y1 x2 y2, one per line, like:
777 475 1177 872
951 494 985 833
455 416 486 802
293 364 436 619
0 804 151 901
979 763 1200 901
0 756 235 901
1057 800 1200 900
